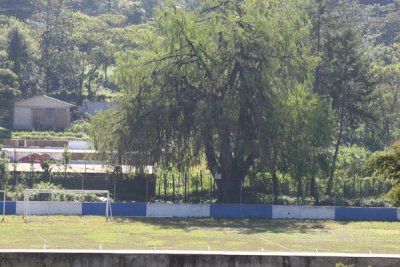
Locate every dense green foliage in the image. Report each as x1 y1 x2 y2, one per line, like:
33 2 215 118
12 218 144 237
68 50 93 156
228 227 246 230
367 140 400 205
0 0 399 204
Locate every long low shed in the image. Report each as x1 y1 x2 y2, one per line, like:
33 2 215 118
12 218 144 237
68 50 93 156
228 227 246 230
1 202 400 221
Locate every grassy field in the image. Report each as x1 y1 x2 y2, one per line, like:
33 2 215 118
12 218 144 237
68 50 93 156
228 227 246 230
0 216 399 253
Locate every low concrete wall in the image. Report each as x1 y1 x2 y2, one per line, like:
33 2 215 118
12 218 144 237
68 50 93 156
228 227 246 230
0 250 399 267
272 205 335 220
25 140 68 148
0 202 16 215
0 139 68 148
147 204 210 217
0 139 22 147
6 201 400 221
82 202 107 216
336 207 397 221
81 203 146 217
16 201 81 215
68 141 91 150
111 203 146 217
210 204 272 218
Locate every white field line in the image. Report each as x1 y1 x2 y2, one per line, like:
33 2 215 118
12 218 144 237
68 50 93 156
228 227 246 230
34 228 48 245
258 237 295 252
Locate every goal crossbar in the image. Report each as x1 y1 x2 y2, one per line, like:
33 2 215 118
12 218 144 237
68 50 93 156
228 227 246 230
23 189 112 221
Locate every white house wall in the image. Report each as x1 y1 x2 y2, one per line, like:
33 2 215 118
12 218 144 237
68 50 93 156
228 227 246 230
13 106 32 130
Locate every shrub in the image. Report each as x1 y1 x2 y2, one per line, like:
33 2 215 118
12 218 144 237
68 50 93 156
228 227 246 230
65 120 90 134
388 186 400 207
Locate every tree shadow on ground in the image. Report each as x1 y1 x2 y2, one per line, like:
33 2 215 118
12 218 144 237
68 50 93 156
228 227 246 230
112 217 329 234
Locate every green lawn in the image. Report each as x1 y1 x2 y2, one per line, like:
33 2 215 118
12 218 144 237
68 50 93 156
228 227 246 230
0 216 399 253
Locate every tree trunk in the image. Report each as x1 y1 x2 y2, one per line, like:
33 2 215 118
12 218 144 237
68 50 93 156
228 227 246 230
163 173 167 202
272 170 278 204
271 148 279 203
172 174 175 203
297 177 303 202
310 175 319 204
327 96 345 196
219 120 243 203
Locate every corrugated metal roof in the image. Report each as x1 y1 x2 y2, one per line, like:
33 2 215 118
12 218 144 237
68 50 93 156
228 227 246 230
15 95 75 108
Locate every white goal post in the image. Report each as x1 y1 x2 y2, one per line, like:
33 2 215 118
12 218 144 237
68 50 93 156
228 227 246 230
0 190 5 221
23 189 112 221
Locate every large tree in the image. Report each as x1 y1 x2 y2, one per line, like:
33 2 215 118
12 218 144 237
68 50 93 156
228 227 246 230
0 68 19 126
92 0 324 203
308 0 375 196
6 26 40 98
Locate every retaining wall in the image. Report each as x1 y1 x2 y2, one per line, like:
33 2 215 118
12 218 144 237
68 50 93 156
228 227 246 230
0 251 399 267
0 139 67 148
4 202 400 221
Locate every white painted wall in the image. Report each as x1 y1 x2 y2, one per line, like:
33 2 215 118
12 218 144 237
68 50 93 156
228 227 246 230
16 201 82 215
147 203 210 217
68 141 91 150
272 205 335 220
13 106 32 130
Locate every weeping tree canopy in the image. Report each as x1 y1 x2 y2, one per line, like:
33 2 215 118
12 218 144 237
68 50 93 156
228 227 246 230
91 0 331 203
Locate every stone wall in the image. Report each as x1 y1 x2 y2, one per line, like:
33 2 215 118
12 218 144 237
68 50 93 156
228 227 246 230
0 251 399 267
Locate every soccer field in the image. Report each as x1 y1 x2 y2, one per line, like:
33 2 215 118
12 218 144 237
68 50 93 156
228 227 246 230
0 216 399 253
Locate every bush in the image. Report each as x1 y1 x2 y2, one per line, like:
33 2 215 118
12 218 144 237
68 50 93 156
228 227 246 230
275 195 298 205
65 120 90 134
336 263 354 267
344 197 390 207
318 196 346 206
244 192 274 204
388 185 400 207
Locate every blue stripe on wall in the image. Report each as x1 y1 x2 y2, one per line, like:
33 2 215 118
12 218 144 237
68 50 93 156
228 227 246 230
0 201 16 215
82 202 147 216
82 202 107 216
111 203 146 217
335 207 397 221
210 204 272 218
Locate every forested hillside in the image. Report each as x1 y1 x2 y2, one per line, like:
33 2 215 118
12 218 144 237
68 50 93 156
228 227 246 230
0 0 399 204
